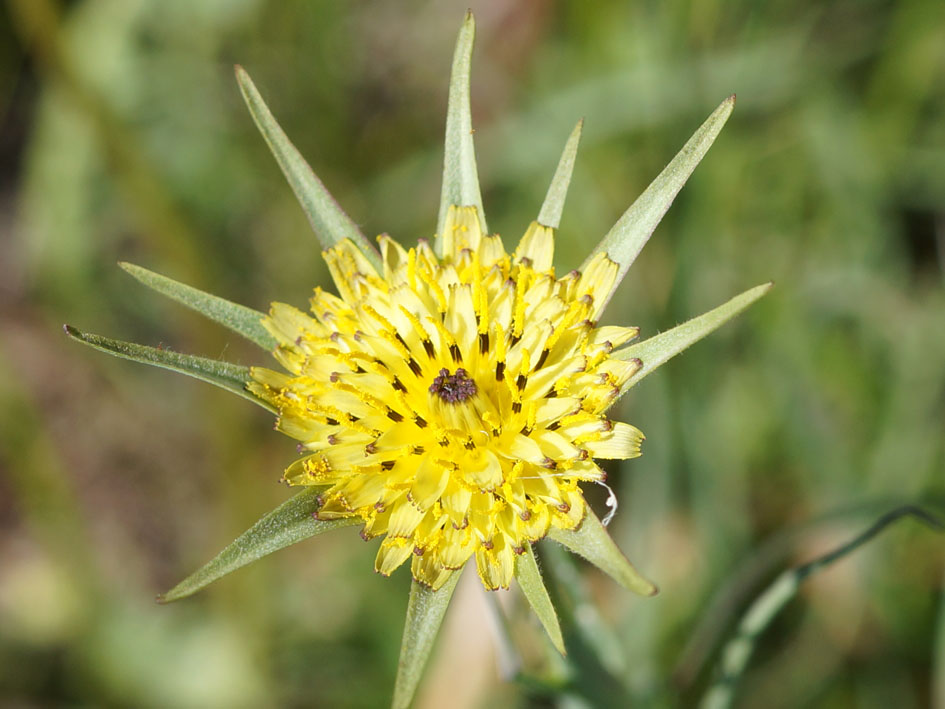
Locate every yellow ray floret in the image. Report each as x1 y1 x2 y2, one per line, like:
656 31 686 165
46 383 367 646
249 206 643 591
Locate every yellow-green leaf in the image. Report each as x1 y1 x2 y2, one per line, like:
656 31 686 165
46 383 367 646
63 325 272 412
119 262 276 350
547 508 657 596
584 96 736 311
537 119 583 229
235 65 381 270
159 488 357 603
392 572 462 709
613 282 772 400
515 544 565 655
436 11 486 245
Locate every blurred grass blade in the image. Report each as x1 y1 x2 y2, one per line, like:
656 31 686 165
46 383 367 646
393 572 462 709
436 11 486 246
537 119 583 229
235 65 381 270
547 508 657 596
119 262 276 350
63 325 272 412
515 543 565 654
700 505 944 709
613 283 772 400
159 488 357 603
584 96 735 310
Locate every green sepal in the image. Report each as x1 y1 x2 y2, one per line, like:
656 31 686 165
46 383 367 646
547 508 657 597
159 487 357 603
392 572 463 709
613 282 772 400
537 119 583 229
63 325 273 412
514 543 566 655
436 11 486 247
584 95 736 311
235 65 382 271
119 262 276 350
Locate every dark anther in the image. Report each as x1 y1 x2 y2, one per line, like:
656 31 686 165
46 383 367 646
479 332 489 354
495 361 505 381
407 357 423 376
325 417 339 426
422 339 435 358
512 401 522 413
386 408 404 422
535 348 550 369
381 460 396 470
449 343 462 363
515 373 527 390
414 414 428 428
394 332 409 349
429 367 477 404
547 421 560 431
392 376 407 392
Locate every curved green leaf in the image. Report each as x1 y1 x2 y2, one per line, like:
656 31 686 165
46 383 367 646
235 65 381 270
392 572 462 709
547 508 657 596
515 544 565 655
700 505 944 709
119 262 276 350
436 11 486 246
63 325 272 412
612 282 772 401
537 119 583 229
159 487 357 603
584 96 736 311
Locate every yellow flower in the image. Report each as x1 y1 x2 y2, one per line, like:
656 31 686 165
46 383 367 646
66 12 770 708
249 208 645 590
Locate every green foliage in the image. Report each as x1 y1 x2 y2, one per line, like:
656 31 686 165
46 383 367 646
159 488 359 603
63 325 271 411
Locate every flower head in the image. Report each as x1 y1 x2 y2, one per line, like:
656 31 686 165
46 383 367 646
65 11 770 709
249 208 645 590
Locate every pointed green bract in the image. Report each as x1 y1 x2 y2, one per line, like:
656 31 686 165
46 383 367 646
119 262 276 350
235 66 381 271
514 544 565 655
158 488 357 603
612 283 772 401
392 572 462 709
436 11 486 248
538 119 583 229
584 96 736 311
547 508 657 596
64 325 273 412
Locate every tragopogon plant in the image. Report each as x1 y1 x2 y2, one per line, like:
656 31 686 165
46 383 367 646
66 12 769 708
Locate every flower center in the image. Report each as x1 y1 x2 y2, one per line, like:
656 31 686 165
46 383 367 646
429 367 477 403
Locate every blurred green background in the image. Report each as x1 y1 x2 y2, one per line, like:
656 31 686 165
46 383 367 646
1 0 944 707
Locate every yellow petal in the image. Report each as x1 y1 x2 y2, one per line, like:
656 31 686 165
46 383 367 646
584 422 645 459
513 221 555 271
